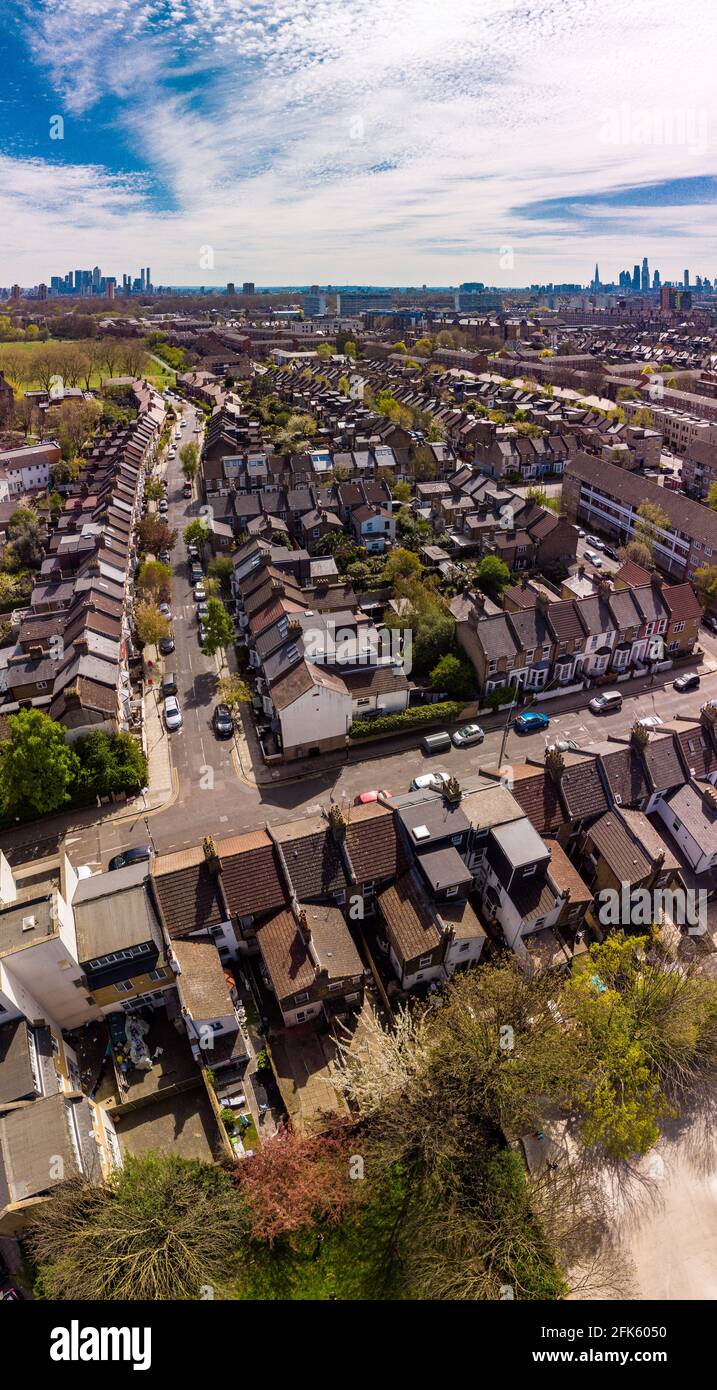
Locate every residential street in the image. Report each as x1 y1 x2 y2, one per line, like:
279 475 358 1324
7 619 717 874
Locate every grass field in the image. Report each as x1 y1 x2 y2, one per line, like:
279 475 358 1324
0 338 175 392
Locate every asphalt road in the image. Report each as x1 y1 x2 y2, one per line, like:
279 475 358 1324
7 427 717 873
50 629 717 871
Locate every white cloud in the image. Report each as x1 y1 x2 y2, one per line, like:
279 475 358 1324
4 0 717 283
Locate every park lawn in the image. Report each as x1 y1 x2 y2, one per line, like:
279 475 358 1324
0 338 175 392
228 1174 408 1301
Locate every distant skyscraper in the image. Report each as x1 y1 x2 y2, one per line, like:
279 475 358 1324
92 265 101 290
146 267 151 291
242 282 255 294
653 269 660 290
592 263 600 290
641 257 649 293
226 282 235 295
632 265 640 291
684 269 690 288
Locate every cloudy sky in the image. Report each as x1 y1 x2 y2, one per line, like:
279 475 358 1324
1 0 716 287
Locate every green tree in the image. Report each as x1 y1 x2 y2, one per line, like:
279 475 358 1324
217 673 251 710
201 596 235 659
413 337 433 357
383 547 422 586
693 563 717 607
617 539 653 571
5 508 43 568
316 342 333 360
475 554 511 601
392 481 413 504
429 652 475 699
75 731 148 798
632 406 655 428
143 477 165 503
0 709 79 817
183 518 210 548
707 481 717 512
635 499 668 559
179 441 199 481
207 555 234 589
137 559 172 603
28 1153 249 1301
343 339 357 359
338 375 350 396
134 600 170 646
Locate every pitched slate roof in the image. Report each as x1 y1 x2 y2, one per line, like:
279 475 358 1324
255 911 315 1002
557 753 611 822
639 733 687 793
273 817 350 900
215 830 287 918
377 871 440 961
592 741 650 806
345 804 403 882
152 848 226 937
506 766 565 835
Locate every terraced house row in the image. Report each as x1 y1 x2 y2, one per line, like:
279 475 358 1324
0 381 165 731
455 561 701 699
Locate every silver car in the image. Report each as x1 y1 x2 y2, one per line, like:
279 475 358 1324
163 695 183 731
452 723 484 748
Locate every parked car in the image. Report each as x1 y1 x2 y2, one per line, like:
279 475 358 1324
198 621 207 644
187 544 200 561
409 771 450 792
158 634 175 655
183 482 192 498
163 695 183 731
635 714 663 731
452 723 485 748
552 737 579 752
158 602 172 620
674 672 700 692
167 449 176 460
354 789 393 805
193 582 206 602
578 528 586 538
159 549 172 564
108 846 153 872
161 672 178 697
514 710 550 733
588 690 622 714
585 535 604 550
158 499 169 514
196 600 209 620
584 549 603 567
603 545 619 561
212 704 235 739
702 613 717 634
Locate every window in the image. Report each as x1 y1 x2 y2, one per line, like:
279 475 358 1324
459 942 470 953
445 886 458 898
522 864 536 878
328 981 343 992
148 968 165 982
294 991 309 1004
115 981 133 994
673 622 685 633
418 954 433 968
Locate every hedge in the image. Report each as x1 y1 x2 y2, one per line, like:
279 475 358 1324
350 701 462 740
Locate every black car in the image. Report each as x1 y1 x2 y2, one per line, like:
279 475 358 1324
603 545 619 561
159 549 172 564
702 613 717 634
159 634 175 655
212 703 234 739
108 846 153 872
673 672 700 693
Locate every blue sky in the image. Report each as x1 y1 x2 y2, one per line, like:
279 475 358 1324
1 0 716 286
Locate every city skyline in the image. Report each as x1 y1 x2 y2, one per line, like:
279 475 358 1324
2 0 717 285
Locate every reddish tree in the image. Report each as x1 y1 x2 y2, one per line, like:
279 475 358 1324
237 1123 364 1244
136 516 177 554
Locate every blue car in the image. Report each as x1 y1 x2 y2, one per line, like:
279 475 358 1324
514 710 550 734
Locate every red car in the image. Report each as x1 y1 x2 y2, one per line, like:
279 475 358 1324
354 789 392 805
